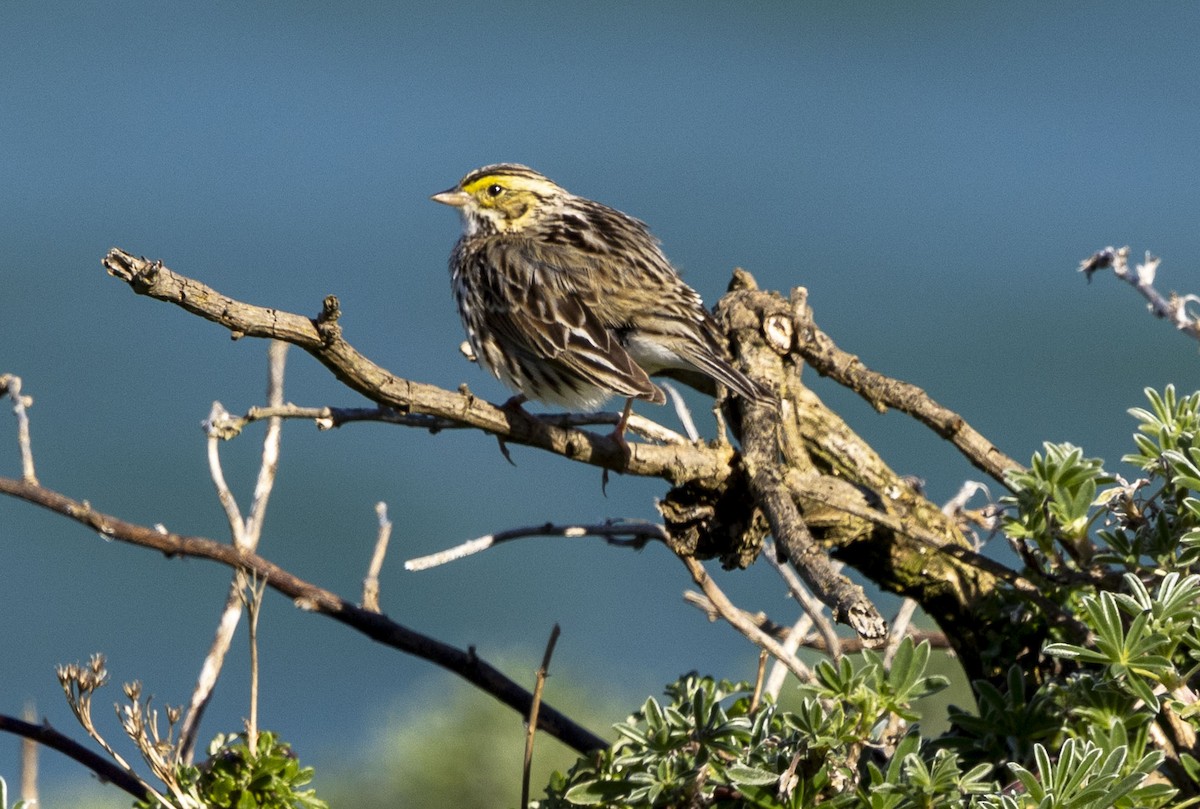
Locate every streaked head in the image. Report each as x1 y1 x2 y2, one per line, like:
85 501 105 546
432 163 566 235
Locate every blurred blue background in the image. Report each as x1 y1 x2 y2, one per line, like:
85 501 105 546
3 2 1200 803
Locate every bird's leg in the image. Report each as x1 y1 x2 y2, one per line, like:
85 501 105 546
495 394 531 466
712 386 730 445
611 397 635 453
601 398 635 495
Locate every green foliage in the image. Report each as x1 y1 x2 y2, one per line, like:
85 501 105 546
974 739 1170 809
537 640 979 808
0 776 30 809
534 386 1200 808
133 731 326 809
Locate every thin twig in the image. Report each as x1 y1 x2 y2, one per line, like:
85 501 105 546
205 401 246 535
748 650 769 714
406 521 667 571
1 375 38 485
883 599 919 667
245 340 288 540
363 502 393 611
661 381 699 441
20 701 37 806
204 403 689 446
1080 246 1200 341
244 575 268 756
522 624 561 809
763 540 843 660
0 475 608 754
681 590 948 656
181 342 288 761
764 614 816 700
678 555 812 682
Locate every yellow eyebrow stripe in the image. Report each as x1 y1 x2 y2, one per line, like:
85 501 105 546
462 175 506 194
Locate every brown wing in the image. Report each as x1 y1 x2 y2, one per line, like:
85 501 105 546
471 239 663 402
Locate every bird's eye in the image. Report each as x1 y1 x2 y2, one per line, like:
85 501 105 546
486 184 504 197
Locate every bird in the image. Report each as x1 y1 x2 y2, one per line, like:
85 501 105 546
431 163 771 441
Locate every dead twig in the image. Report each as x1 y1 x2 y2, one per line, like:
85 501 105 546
763 539 843 660
0 475 608 754
1080 246 1200 341
0 713 151 801
522 624 561 809
678 555 812 682
363 502 393 612
180 341 288 761
406 521 666 571
1 374 37 485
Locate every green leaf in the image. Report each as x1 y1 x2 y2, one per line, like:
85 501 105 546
724 763 780 787
563 779 631 805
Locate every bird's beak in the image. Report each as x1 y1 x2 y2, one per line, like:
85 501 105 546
431 188 470 207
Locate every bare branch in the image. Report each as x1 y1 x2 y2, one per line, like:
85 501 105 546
1 375 38 485
763 540 843 660
522 624 561 809
786 288 1022 487
682 590 948 656
1080 246 1200 341
20 702 37 806
0 713 151 801
678 555 813 682
883 599 919 667
764 614 816 700
363 502 393 612
748 650 769 714
203 403 690 446
245 340 288 539
742 398 887 643
0 475 609 754
181 341 288 760
204 401 246 536
243 575 268 756
405 521 666 571
661 381 699 441
102 248 729 483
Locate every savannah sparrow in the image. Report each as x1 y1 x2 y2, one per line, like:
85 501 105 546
432 164 770 432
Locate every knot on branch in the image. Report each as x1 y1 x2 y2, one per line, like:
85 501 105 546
657 464 768 569
716 271 802 403
316 296 342 343
102 248 162 292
